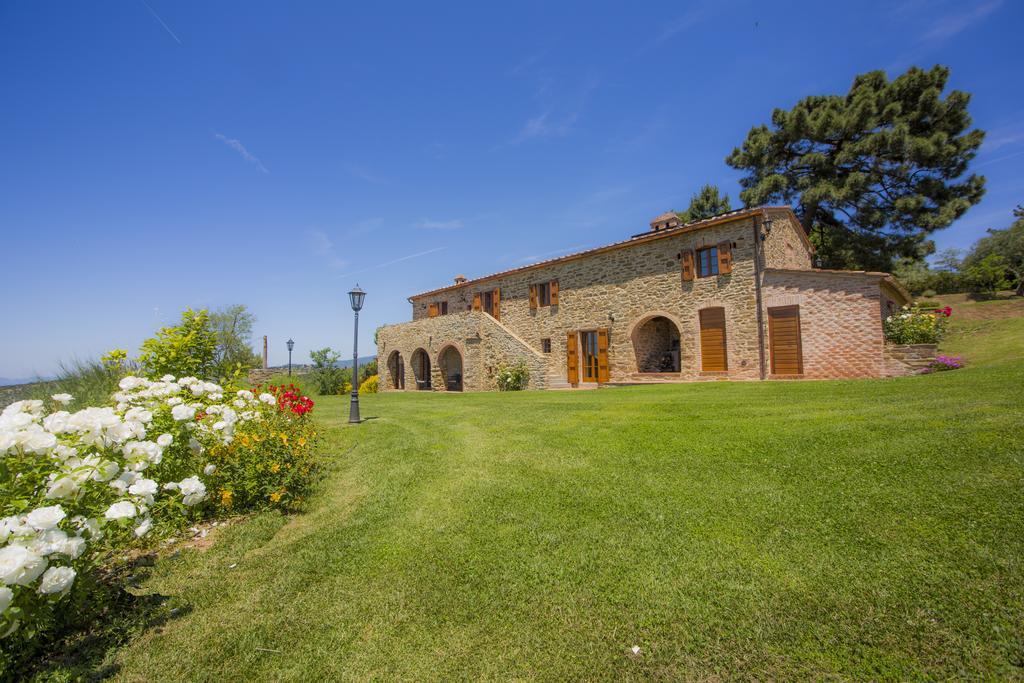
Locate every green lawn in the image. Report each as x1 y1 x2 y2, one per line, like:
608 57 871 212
101 307 1024 680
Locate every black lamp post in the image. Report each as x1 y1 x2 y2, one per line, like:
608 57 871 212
348 285 366 424
286 338 295 376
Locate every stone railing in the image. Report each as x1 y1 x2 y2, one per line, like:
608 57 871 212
884 343 937 376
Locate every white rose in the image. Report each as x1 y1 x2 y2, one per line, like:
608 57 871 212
45 477 79 499
236 390 254 400
134 518 153 538
189 438 203 455
26 505 66 531
171 404 196 421
61 535 86 559
104 501 137 520
0 516 27 543
0 586 11 615
38 565 76 595
0 545 47 586
203 464 216 476
178 476 207 506
156 433 173 447
259 393 277 405
51 393 73 405
128 478 158 498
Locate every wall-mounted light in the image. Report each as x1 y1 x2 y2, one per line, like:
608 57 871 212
608 312 615 322
814 256 824 268
760 216 774 241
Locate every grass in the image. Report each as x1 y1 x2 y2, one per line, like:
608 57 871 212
86 300 1024 681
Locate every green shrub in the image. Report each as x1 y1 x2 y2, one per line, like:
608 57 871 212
29 356 132 411
884 304 951 344
138 308 218 379
358 374 379 395
309 348 348 395
495 361 530 391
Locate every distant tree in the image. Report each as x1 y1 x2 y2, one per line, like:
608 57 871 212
210 304 261 380
726 65 986 271
961 206 1024 295
309 347 346 395
138 309 218 379
360 358 378 383
677 184 732 223
933 248 963 273
963 254 1011 296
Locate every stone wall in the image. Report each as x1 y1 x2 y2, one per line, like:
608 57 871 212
884 343 938 376
377 311 547 391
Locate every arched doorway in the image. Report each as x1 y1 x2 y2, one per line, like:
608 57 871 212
633 315 681 373
411 348 431 390
387 351 405 390
438 345 463 391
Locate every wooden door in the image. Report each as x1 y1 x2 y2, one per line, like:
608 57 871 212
699 307 728 371
566 332 579 385
768 306 803 375
580 331 599 382
597 328 610 383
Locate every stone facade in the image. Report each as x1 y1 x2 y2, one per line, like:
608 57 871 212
376 206 912 391
884 343 938 376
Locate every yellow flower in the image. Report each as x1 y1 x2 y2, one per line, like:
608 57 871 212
279 433 289 446
220 489 234 507
269 491 282 503
270 462 281 473
240 435 252 447
297 437 307 447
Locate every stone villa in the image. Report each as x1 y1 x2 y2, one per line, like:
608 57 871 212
376 206 916 392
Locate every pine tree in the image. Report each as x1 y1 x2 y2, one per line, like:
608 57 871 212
677 184 732 223
726 66 985 271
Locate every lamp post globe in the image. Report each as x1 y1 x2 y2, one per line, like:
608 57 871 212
347 285 366 424
286 338 295 376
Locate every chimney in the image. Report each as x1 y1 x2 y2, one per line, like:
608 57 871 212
454 274 467 284
649 211 682 232
262 335 268 369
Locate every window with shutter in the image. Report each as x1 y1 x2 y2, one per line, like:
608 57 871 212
428 303 438 318
682 249 695 281
550 279 559 306
529 284 538 310
597 328 610 383
717 241 732 274
472 293 482 311
696 246 719 277
537 282 550 307
491 288 501 321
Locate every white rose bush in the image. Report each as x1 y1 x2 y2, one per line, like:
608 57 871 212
0 374 312 653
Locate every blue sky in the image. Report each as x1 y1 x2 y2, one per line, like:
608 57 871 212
2 0 1022 379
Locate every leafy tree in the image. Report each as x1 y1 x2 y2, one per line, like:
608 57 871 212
360 358 378 383
963 253 1011 296
677 184 732 222
138 308 218 379
961 205 1024 295
210 304 261 379
726 65 986 271
933 248 963 273
309 347 347 395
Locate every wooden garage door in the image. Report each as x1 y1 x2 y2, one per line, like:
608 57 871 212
699 307 728 371
768 305 803 375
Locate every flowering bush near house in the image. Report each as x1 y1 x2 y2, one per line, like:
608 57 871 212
0 375 318 659
928 355 965 372
883 304 952 344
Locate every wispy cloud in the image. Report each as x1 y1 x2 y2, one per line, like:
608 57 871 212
139 0 181 44
337 247 446 278
215 133 268 173
343 162 385 184
308 229 347 270
515 243 591 264
504 72 601 146
415 218 464 230
652 5 710 46
921 0 1002 42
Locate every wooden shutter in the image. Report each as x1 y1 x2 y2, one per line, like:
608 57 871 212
597 328 610 383
717 241 732 274
550 280 559 306
428 303 438 318
768 306 803 375
699 307 728 371
529 284 538 310
492 288 501 321
472 293 482 311
566 332 578 385
681 249 695 281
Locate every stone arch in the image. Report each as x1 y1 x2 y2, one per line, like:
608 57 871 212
437 344 464 392
411 348 432 390
386 350 405 390
629 311 683 373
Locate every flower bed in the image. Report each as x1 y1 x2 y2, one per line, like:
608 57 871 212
0 375 318 659
884 304 952 344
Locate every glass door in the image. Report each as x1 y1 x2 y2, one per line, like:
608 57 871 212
581 331 599 382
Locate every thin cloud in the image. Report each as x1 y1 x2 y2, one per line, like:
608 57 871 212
515 243 591 264
505 73 600 146
337 247 446 278
921 0 1002 42
652 6 709 45
308 229 348 270
415 218 464 230
344 162 385 184
139 0 182 44
215 133 268 173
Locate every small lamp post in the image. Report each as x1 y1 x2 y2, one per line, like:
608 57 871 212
348 285 366 424
286 338 295 376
